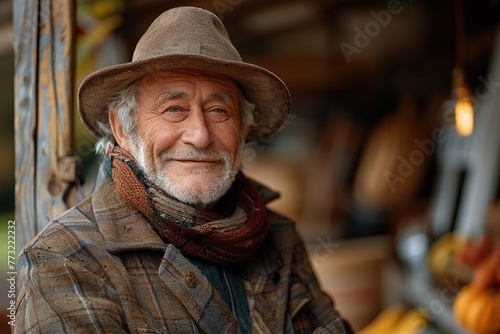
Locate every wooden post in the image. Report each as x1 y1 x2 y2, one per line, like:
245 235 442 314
14 0 77 250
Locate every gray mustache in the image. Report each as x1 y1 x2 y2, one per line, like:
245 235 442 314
160 149 230 163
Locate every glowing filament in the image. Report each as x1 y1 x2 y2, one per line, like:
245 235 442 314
455 95 474 137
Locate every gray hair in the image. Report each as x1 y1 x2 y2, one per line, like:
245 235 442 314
95 81 255 155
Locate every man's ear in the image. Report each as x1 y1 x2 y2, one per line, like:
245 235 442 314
108 112 131 152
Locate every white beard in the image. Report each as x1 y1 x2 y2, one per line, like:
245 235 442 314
129 136 243 207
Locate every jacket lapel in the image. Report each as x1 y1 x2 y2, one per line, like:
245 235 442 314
91 174 167 254
246 212 313 334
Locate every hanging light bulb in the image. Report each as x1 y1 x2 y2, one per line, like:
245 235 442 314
453 68 474 137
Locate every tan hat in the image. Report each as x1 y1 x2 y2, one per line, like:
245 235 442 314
78 6 290 142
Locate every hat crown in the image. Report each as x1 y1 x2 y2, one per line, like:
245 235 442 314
132 7 242 63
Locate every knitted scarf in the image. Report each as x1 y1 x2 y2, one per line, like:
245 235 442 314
110 146 269 263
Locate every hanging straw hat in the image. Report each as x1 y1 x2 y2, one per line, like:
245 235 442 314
78 6 290 142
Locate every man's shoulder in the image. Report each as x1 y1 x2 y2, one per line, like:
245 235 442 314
266 208 296 229
250 176 296 230
20 194 102 257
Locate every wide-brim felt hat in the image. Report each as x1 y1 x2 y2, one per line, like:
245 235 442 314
78 6 291 142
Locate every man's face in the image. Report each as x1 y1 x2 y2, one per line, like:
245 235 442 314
124 69 245 207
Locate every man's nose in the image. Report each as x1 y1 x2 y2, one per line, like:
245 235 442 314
181 109 212 148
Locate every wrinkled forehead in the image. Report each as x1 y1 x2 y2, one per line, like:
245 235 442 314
137 69 241 97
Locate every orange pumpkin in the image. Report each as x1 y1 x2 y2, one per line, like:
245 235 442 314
453 284 500 334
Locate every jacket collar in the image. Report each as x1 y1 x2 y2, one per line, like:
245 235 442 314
92 170 167 254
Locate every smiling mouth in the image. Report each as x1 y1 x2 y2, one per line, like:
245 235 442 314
174 159 220 163
171 159 222 168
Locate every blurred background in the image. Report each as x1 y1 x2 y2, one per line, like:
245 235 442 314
2 0 500 333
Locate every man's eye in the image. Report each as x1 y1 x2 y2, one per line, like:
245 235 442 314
207 108 230 122
162 107 188 122
166 107 182 113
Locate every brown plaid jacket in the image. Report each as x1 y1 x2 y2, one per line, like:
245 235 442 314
15 173 352 334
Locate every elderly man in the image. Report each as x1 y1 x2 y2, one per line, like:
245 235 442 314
15 6 353 334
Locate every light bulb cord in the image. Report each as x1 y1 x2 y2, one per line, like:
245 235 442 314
454 0 466 70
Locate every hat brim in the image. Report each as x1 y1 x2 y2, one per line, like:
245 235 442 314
78 54 290 142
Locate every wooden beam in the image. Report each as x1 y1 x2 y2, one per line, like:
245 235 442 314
14 0 77 249
36 0 77 227
245 55 376 93
14 0 38 251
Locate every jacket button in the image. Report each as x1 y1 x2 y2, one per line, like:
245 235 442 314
184 271 198 288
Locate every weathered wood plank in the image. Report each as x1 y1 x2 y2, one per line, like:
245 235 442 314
14 0 39 250
54 0 75 158
14 0 76 249
36 0 76 231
